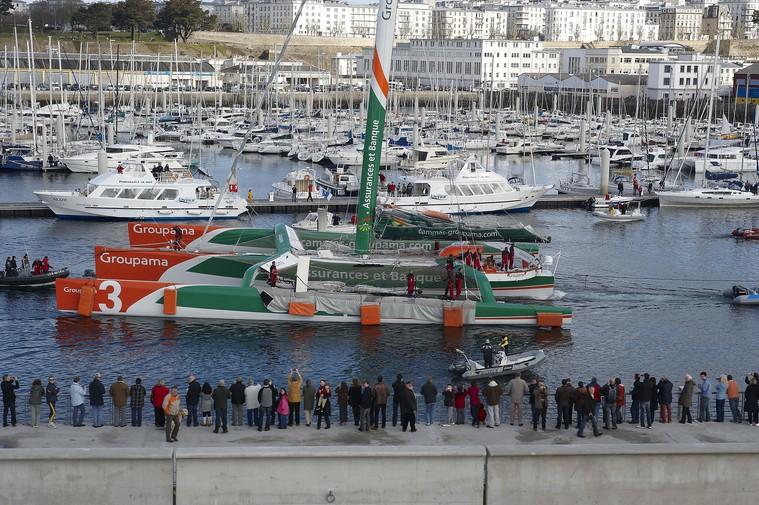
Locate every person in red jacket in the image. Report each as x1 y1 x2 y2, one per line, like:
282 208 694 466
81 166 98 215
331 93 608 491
468 383 482 427
268 262 278 287
454 385 467 424
473 251 481 271
406 272 416 298
151 379 170 428
614 377 626 424
455 270 463 299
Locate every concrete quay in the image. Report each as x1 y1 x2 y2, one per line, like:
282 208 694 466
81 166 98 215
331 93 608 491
0 194 660 218
1 421 759 505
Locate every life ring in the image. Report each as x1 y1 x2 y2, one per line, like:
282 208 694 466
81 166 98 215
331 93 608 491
304 174 311 181
229 184 238 193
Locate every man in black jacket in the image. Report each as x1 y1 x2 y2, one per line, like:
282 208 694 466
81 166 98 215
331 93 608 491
212 380 230 434
638 373 654 428
359 380 374 432
2 375 20 427
229 377 246 427
399 381 417 432
391 374 404 427
185 375 201 427
89 373 105 428
554 379 573 430
630 374 641 424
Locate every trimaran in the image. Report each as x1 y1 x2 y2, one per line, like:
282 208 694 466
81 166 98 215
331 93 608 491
55 1 571 327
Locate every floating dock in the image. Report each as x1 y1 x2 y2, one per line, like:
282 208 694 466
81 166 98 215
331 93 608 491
0 195 660 218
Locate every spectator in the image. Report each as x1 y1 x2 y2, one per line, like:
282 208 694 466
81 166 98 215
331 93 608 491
657 376 673 424
70 376 86 427
257 379 274 432
420 377 437 426
483 380 503 428
373 376 389 429
287 369 303 427
28 378 44 428
302 379 316 427
315 380 331 429
468 382 481 428
505 373 529 427
454 385 467 425
679 374 695 424
399 381 417 432
349 378 362 427
554 379 573 430
532 382 548 431
600 379 617 430
2 375 20 427
614 378 625 424
109 376 130 428
185 375 201 428
89 373 105 428
46 376 59 428
745 377 759 426
727 375 741 423
244 379 261 428
130 378 146 427
443 384 455 426
337 381 349 426
162 386 182 443
229 377 246 427
359 380 374 432
213 380 230 434
150 379 169 428
697 372 711 423
715 375 728 423
201 382 213 427
276 388 289 429
392 374 405 427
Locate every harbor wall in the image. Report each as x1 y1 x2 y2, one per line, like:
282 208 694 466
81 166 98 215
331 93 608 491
0 448 174 505
2 444 759 505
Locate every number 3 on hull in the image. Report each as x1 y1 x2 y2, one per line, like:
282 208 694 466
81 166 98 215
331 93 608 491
57 278 175 316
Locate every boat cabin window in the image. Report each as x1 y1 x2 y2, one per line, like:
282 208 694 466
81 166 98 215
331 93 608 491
157 189 179 200
100 188 120 198
138 188 161 200
469 185 483 195
413 183 430 196
489 183 502 192
459 185 474 196
106 147 137 154
417 151 429 162
117 188 141 199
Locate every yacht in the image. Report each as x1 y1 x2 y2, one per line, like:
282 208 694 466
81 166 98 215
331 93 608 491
34 161 248 220
657 187 759 208
316 167 360 197
590 145 642 166
380 156 552 214
60 144 186 173
685 146 753 174
272 168 327 201
398 145 459 171
291 211 356 233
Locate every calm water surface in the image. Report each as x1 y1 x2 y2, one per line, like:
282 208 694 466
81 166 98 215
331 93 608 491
1 147 759 391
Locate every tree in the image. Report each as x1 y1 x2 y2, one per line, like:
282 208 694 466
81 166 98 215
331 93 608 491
0 0 14 17
156 0 216 43
72 2 113 35
112 0 156 41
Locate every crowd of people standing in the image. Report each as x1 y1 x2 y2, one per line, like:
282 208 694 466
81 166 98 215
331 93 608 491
3 370 759 442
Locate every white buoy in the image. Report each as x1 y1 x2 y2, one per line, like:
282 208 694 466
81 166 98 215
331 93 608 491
600 148 610 196
97 149 107 174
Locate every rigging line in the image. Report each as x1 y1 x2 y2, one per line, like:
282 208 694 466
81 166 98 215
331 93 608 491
202 0 308 236
562 272 747 283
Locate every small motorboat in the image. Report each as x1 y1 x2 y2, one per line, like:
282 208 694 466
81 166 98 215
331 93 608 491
0 268 70 288
731 227 759 240
724 285 759 305
449 348 546 380
585 195 634 210
593 201 645 223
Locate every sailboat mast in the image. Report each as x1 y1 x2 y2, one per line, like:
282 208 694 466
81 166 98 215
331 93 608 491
354 0 399 255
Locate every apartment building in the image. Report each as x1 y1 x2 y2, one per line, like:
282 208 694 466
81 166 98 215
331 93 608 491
360 39 559 89
560 45 671 75
647 53 741 99
544 6 651 42
503 4 546 38
720 0 759 38
658 7 703 40
431 7 509 38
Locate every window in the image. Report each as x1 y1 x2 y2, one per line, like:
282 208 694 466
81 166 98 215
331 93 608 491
138 188 161 200
679 78 684 85
99 188 119 198
664 65 671 73
663 78 670 86
157 189 178 201
117 188 141 199
459 185 473 196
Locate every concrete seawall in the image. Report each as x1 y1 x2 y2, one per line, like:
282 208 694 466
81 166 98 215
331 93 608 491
3 444 759 505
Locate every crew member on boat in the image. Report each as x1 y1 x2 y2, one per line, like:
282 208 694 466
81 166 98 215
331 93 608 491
32 259 42 275
481 339 494 369
508 244 515 270
501 247 508 271
446 255 454 275
116 164 124 174
268 262 278 287
473 251 482 271
500 336 510 356
455 270 464 300
41 256 50 273
172 226 184 251
464 250 472 267
406 272 416 298
247 190 253 204
21 255 30 275
445 274 455 301
332 214 341 226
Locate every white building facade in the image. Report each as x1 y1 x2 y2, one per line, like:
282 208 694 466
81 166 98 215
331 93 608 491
544 6 651 42
431 8 509 39
503 4 546 39
361 39 559 89
658 7 703 40
647 53 740 99
721 0 759 38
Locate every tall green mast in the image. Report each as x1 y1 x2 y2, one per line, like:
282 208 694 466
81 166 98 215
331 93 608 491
354 0 399 255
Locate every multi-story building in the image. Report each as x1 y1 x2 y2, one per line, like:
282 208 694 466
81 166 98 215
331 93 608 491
360 39 559 89
544 6 650 42
503 4 546 39
431 7 508 39
214 0 247 31
701 4 733 40
733 62 759 104
647 53 741 99
246 0 431 38
658 7 703 40
559 45 672 75
721 0 759 39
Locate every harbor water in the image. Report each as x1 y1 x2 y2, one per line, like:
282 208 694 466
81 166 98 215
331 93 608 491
1 147 759 390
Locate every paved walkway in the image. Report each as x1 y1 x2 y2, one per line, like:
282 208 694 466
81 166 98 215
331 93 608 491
1 419 756 449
